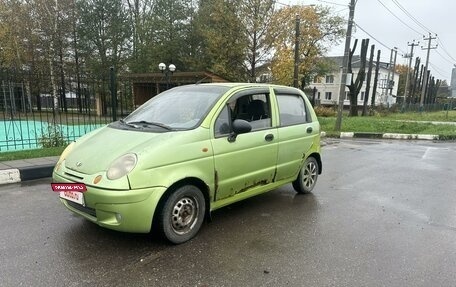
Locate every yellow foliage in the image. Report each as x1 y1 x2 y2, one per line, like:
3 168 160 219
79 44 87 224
267 5 344 87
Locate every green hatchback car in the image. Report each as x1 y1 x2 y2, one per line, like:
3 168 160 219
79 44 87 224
53 83 322 244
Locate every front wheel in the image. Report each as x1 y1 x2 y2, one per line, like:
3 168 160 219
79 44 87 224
292 157 319 194
158 185 206 244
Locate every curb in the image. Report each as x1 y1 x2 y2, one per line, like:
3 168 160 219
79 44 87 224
0 164 55 185
338 132 438 140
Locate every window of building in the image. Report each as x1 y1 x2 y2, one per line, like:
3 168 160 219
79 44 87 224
313 76 322 83
360 91 365 101
325 75 334 84
345 91 349 100
325 92 332 100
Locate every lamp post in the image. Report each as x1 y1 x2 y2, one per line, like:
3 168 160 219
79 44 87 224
158 62 176 90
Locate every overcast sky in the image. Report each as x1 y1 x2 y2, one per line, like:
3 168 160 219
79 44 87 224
287 0 456 83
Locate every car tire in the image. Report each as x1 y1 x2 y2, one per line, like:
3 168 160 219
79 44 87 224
158 185 205 244
292 157 319 194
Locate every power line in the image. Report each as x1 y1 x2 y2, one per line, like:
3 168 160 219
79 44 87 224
355 23 407 55
436 37 456 63
316 0 347 7
335 7 349 13
376 0 422 36
428 62 448 79
355 23 392 51
390 0 435 34
435 50 455 66
275 1 293 7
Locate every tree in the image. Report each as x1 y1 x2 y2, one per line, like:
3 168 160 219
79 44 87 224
347 38 368 116
149 0 195 71
30 0 76 114
409 58 422 104
125 0 155 72
239 0 275 82
395 63 408 104
267 5 344 87
192 0 248 81
77 0 130 115
362 44 375 116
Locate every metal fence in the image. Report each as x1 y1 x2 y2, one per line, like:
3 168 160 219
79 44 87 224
0 70 133 152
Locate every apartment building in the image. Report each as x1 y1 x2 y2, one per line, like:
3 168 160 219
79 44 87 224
311 56 400 107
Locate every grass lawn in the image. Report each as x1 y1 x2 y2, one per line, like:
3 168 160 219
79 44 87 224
0 146 65 162
319 110 456 137
383 110 456 122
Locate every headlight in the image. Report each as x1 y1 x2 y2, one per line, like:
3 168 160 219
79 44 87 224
106 153 137 180
56 142 75 167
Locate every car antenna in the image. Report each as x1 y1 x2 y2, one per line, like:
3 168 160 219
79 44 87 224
196 76 210 84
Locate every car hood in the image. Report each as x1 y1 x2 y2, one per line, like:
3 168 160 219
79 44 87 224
64 126 173 175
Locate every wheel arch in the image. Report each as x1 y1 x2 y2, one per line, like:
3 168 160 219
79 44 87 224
152 177 211 230
308 152 322 174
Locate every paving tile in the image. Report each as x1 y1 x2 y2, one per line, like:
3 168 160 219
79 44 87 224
0 163 13 169
1 160 31 168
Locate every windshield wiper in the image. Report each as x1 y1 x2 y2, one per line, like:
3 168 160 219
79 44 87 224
119 119 139 128
127 120 173 130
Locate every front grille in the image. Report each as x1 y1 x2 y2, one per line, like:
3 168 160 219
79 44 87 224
64 171 84 181
67 201 97 217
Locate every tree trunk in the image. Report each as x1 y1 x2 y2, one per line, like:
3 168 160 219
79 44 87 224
362 44 375 116
347 38 369 116
410 57 420 104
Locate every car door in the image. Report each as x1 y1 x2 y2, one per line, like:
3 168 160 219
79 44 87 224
274 88 320 181
211 88 278 202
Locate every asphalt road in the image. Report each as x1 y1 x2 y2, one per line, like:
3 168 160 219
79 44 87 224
1 139 455 287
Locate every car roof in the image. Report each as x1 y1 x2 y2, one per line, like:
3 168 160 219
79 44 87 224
192 82 303 92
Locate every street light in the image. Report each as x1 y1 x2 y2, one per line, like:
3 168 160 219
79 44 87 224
158 62 176 90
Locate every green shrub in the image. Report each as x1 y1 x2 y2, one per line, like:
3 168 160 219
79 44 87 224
39 124 67 148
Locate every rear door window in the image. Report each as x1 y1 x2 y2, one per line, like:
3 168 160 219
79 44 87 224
276 94 310 126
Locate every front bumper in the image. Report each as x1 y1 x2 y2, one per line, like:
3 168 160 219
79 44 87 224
53 172 167 233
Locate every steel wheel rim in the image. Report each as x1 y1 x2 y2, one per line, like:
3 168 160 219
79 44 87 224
302 160 317 189
171 196 199 235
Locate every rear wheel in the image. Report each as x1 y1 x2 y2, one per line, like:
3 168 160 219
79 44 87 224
292 157 319 194
158 185 205 244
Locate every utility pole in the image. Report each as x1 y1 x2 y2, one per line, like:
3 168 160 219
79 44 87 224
391 48 398 97
335 0 355 131
403 40 419 108
420 33 437 109
293 15 300 88
385 47 397 106
371 49 381 110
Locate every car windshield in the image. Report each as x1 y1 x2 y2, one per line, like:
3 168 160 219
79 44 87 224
123 85 229 130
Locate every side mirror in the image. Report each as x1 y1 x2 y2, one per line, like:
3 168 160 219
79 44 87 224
228 119 251 142
232 119 252 134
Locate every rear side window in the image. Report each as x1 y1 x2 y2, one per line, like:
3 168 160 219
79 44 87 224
276 94 309 126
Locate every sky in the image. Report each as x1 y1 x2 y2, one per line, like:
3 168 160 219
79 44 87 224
286 0 456 83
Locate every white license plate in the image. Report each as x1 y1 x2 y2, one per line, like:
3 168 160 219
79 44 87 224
60 191 85 205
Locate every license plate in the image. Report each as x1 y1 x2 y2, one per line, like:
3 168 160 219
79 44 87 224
60 191 85 205
52 183 87 192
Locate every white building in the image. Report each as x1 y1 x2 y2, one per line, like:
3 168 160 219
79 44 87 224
310 56 400 107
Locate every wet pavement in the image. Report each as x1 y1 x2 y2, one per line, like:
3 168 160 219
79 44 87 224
1 139 455 286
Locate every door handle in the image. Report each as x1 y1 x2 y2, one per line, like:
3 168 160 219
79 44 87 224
306 127 313 133
265 134 274 142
